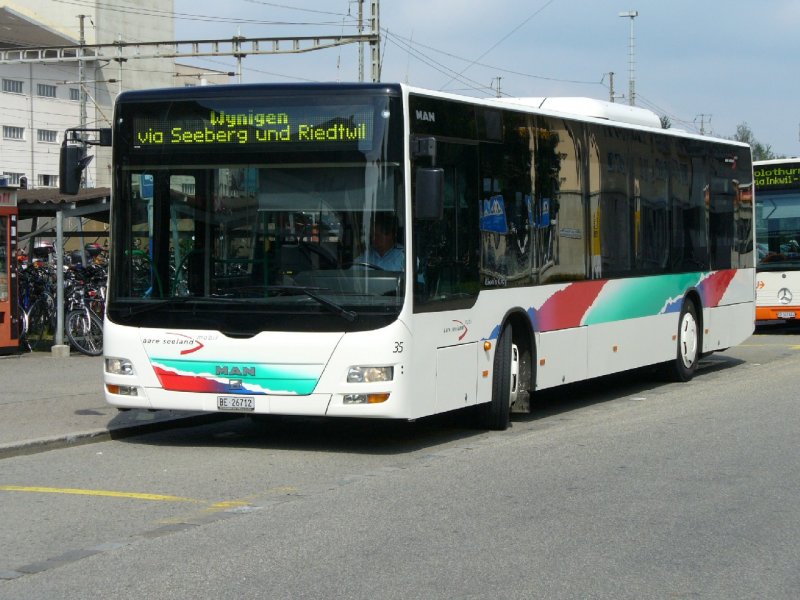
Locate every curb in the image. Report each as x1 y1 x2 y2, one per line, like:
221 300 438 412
0 412 236 460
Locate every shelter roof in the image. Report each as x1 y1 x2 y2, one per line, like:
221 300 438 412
0 6 77 48
17 187 110 221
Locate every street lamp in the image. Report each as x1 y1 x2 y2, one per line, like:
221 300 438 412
619 10 638 106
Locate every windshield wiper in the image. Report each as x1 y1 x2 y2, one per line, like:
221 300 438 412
267 285 357 322
116 297 195 320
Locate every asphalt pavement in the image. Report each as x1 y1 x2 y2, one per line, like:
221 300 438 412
0 350 217 459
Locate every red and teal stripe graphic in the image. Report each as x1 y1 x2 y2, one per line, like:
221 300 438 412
150 359 323 395
489 270 741 338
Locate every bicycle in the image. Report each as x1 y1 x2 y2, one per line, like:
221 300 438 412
17 264 56 352
63 266 105 356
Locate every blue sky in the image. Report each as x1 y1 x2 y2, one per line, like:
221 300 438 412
174 0 800 157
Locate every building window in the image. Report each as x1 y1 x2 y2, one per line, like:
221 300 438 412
37 83 57 98
3 126 24 140
38 174 58 188
2 79 23 94
2 173 23 185
37 129 58 143
70 88 80 101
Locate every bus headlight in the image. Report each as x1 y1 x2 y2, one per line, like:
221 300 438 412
347 366 393 383
106 357 135 376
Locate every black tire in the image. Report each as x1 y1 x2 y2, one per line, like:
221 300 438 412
65 310 104 356
477 324 516 430
665 300 700 382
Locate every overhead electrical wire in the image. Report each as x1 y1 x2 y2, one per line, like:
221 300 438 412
385 30 603 90
439 0 559 91
51 0 356 28
382 33 494 96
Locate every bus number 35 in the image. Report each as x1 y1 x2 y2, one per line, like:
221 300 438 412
393 342 404 353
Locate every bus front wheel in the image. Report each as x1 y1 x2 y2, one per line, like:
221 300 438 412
477 324 519 430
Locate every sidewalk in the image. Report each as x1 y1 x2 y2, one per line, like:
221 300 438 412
0 350 218 459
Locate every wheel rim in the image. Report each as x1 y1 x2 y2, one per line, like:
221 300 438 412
509 343 520 406
679 310 698 368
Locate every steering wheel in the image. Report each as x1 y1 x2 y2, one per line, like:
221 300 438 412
350 261 383 270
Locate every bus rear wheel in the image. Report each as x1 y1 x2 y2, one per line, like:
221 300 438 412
477 324 519 430
665 300 700 382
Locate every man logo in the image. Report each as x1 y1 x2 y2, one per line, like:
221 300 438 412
415 110 435 123
215 365 256 377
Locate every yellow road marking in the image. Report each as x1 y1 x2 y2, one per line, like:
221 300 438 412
202 486 296 513
158 486 297 525
1 483 298 515
208 500 250 509
0 485 200 503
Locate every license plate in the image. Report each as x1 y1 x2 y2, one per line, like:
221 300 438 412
217 396 255 411
777 311 796 319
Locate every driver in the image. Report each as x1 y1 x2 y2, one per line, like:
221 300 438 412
354 213 404 271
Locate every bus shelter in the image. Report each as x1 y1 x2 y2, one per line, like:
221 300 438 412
17 187 110 353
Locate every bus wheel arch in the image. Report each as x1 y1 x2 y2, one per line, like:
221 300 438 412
505 310 535 414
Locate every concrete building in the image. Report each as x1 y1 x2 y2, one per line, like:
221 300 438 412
0 1 176 191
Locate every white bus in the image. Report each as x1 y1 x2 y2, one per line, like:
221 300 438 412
83 83 754 430
754 158 800 323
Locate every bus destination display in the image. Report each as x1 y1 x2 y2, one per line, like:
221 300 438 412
754 164 800 190
132 104 375 151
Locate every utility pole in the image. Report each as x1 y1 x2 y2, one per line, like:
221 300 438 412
618 10 638 106
606 71 624 103
492 76 502 98
232 29 245 83
77 15 87 133
608 71 615 102
358 0 364 82
695 113 711 135
370 0 380 82
77 14 88 188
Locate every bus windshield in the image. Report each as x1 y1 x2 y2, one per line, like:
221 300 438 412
108 89 405 334
756 190 800 270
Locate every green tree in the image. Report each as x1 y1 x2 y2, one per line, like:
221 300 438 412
731 122 778 161
660 115 672 129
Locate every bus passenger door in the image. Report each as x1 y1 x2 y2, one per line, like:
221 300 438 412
411 139 481 414
412 139 480 309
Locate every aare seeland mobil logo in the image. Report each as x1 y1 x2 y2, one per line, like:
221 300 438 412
443 319 469 341
141 332 213 355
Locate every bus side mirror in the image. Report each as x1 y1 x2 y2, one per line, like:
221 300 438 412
59 143 94 195
58 127 111 195
415 167 444 220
